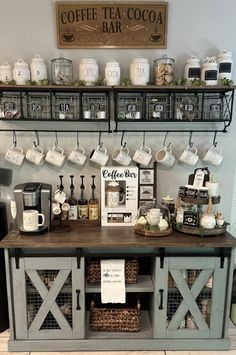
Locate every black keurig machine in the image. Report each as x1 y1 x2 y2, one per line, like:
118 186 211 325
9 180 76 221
14 182 52 234
0 168 12 331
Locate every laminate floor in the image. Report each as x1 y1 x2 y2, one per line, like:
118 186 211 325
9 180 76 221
0 324 236 355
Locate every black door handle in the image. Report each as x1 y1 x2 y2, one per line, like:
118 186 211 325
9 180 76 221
159 289 164 310
76 289 81 310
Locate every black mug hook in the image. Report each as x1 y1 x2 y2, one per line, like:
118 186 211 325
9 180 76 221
34 130 39 147
163 131 169 146
213 131 218 147
76 131 79 146
189 131 193 146
13 130 17 147
98 131 103 147
121 130 126 147
143 131 146 146
55 131 58 146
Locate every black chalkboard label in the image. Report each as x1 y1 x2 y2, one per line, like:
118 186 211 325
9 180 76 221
205 70 217 80
183 211 198 227
59 103 70 112
184 104 194 112
210 104 221 112
31 102 42 111
219 62 231 73
4 101 15 111
188 68 200 78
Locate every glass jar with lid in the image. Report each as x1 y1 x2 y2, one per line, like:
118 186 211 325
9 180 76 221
51 54 73 85
153 54 175 85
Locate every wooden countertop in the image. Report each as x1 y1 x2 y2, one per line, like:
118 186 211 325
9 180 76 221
1 226 236 249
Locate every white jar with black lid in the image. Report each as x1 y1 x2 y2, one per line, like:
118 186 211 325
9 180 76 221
184 55 201 82
201 57 218 85
217 50 233 80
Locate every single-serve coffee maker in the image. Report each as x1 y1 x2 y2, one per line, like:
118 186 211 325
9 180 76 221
14 182 52 234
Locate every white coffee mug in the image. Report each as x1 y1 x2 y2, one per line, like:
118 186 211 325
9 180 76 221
97 111 106 119
52 202 61 215
202 145 223 166
68 145 87 166
23 209 45 231
179 145 199 166
90 145 109 166
26 145 45 166
112 145 131 166
156 145 175 167
54 189 67 204
5 145 25 166
205 181 220 197
45 144 66 167
133 144 152 166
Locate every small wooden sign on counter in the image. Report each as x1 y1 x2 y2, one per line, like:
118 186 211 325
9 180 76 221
56 2 168 48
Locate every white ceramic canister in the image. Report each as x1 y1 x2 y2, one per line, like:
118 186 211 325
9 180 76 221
0 61 13 83
201 57 218 85
130 57 150 85
184 55 201 82
105 60 120 86
30 55 47 83
13 59 30 85
217 50 233 80
79 57 99 86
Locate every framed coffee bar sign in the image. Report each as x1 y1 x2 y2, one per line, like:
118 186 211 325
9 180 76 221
56 2 168 48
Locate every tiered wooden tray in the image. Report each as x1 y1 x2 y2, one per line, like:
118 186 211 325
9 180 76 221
172 221 227 236
134 225 172 237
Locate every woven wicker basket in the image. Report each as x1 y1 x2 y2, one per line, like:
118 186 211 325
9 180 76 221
87 258 139 284
90 300 141 332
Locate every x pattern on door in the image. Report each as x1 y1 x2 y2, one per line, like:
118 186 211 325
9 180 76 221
167 269 213 334
26 269 72 335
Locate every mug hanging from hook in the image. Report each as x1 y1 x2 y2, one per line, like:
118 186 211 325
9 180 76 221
121 130 126 148
55 131 58 147
13 130 17 147
189 131 193 147
98 131 103 148
213 131 218 147
34 130 40 147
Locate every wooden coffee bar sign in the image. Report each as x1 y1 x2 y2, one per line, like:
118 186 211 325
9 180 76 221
56 2 168 48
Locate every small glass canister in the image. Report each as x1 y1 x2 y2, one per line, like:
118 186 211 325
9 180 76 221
51 54 73 85
30 55 47 83
154 54 175 85
105 60 120 86
201 57 218 85
130 57 150 85
217 50 233 80
79 57 99 86
0 61 13 83
184 55 201 82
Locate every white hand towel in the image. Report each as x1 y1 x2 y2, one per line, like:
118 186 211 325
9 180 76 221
101 259 126 304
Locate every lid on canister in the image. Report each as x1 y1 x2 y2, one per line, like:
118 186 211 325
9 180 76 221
106 60 120 67
0 61 11 69
14 58 29 67
31 55 45 63
51 54 72 63
131 57 149 64
80 57 97 64
186 55 200 64
217 50 232 59
154 54 175 64
107 181 119 187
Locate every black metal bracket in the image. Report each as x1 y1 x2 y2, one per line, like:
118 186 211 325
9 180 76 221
160 248 165 269
159 289 164 310
76 289 81 310
76 248 82 269
220 248 226 269
14 248 21 269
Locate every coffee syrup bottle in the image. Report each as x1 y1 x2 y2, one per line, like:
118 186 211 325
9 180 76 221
68 175 78 220
89 175 99 220
78 175 88 219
